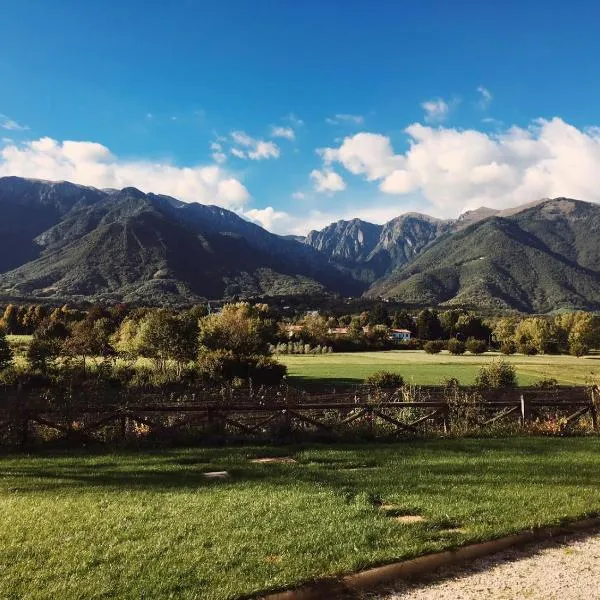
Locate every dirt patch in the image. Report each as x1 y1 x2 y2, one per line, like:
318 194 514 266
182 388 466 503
250 457 297 464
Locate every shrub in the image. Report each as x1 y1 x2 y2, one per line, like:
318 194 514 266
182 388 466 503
518 342 538 356
423 340 445 354
500 341 516 355
475 360 517 390
198 350 287 386
447 338 466 355
365 370 404 389
466 338 487 355
534 378 560 390
569 342 589 357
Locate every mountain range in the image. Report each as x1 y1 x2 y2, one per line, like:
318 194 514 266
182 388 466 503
1 175 600 312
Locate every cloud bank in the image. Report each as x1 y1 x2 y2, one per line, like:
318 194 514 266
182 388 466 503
0 137 250 209
317 117 600 216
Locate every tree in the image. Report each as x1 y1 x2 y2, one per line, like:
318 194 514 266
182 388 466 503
416 309 443 340
455 315 491 342
301 314 330 345
136 310 198 371
61 318 113 371
0 329 13 371
0 304 20 334
514 317 559 354
391 310 414 332
439 309 467 339
198 303 276 356
492 316 520 346
369 304 390 326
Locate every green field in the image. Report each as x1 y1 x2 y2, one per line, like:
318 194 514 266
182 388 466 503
281 350 600 389
2 439 600 599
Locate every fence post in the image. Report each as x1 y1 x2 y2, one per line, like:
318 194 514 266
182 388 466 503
442 403 450 434
520 393 528 425
591 388 599 433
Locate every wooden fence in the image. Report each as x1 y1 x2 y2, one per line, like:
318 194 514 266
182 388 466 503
0 386 597 447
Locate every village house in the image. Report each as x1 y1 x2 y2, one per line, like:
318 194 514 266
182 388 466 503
389 328 412 342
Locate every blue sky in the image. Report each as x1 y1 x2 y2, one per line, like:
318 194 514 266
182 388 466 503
2 0 600 233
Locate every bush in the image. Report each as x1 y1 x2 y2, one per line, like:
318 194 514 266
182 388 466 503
518 342 538 356
500 341 516 355
447 338 466 355
365 370 404 388
475 360 517 390
423 340 445 354
198 350 287 386
466 338 487 355
569 342 589 357
534 378 559 390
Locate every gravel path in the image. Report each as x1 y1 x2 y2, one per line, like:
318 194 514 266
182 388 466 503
376 531 600 599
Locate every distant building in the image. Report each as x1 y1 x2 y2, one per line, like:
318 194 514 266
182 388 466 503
284 324 304 338
389 328 412 342
328 327 349 336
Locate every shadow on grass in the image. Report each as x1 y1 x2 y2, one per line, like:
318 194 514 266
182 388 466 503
3 439 600 499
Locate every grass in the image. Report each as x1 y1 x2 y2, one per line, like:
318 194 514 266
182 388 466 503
2 438 600 599
280 350 600 389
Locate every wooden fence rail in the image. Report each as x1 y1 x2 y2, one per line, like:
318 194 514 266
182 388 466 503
0 385 597 447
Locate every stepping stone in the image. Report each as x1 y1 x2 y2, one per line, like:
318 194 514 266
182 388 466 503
250 457 297 464
202 471 230 479
395 515 426 524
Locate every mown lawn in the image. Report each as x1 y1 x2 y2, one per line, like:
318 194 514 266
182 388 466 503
2 438 600 599
281 350 600 389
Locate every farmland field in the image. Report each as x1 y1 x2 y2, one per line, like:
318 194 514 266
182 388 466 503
281 350 600 389
2 439 600 599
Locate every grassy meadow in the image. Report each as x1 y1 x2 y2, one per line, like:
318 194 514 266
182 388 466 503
2 439 600 599
281 350 600 389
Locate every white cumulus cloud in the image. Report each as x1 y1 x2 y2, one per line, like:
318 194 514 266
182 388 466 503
0 137 250 209
310 168 346 193
313 118 600 216
270 126 295 140
230 130 280 160
421 98 451 123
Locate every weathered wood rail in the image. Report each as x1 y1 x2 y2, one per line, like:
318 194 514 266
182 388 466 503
0 386 597 447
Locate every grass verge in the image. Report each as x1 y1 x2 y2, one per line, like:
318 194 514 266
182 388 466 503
2 438 600 599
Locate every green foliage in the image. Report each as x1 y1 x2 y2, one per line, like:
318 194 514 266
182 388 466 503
569 341 589 357
475 360 517 390
197 350 286 386
423 340 445 354
198 303 276 356
364 370 404 388
416 309 443 341
447 338 466 355
500 340 517 355
465 338 487 354
533 378 560 390
0 330 13 371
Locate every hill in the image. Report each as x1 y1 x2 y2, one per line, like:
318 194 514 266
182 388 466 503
0 178 362 305
367 199 600 312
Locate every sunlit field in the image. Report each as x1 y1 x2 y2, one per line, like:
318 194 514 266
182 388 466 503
280 350 600 389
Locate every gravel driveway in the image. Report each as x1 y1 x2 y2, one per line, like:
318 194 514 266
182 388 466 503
375 531 600 599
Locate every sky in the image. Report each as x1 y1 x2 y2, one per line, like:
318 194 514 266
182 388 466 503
2 0 600 234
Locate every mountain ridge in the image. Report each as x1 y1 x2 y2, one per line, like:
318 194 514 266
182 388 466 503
1 176 600 312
